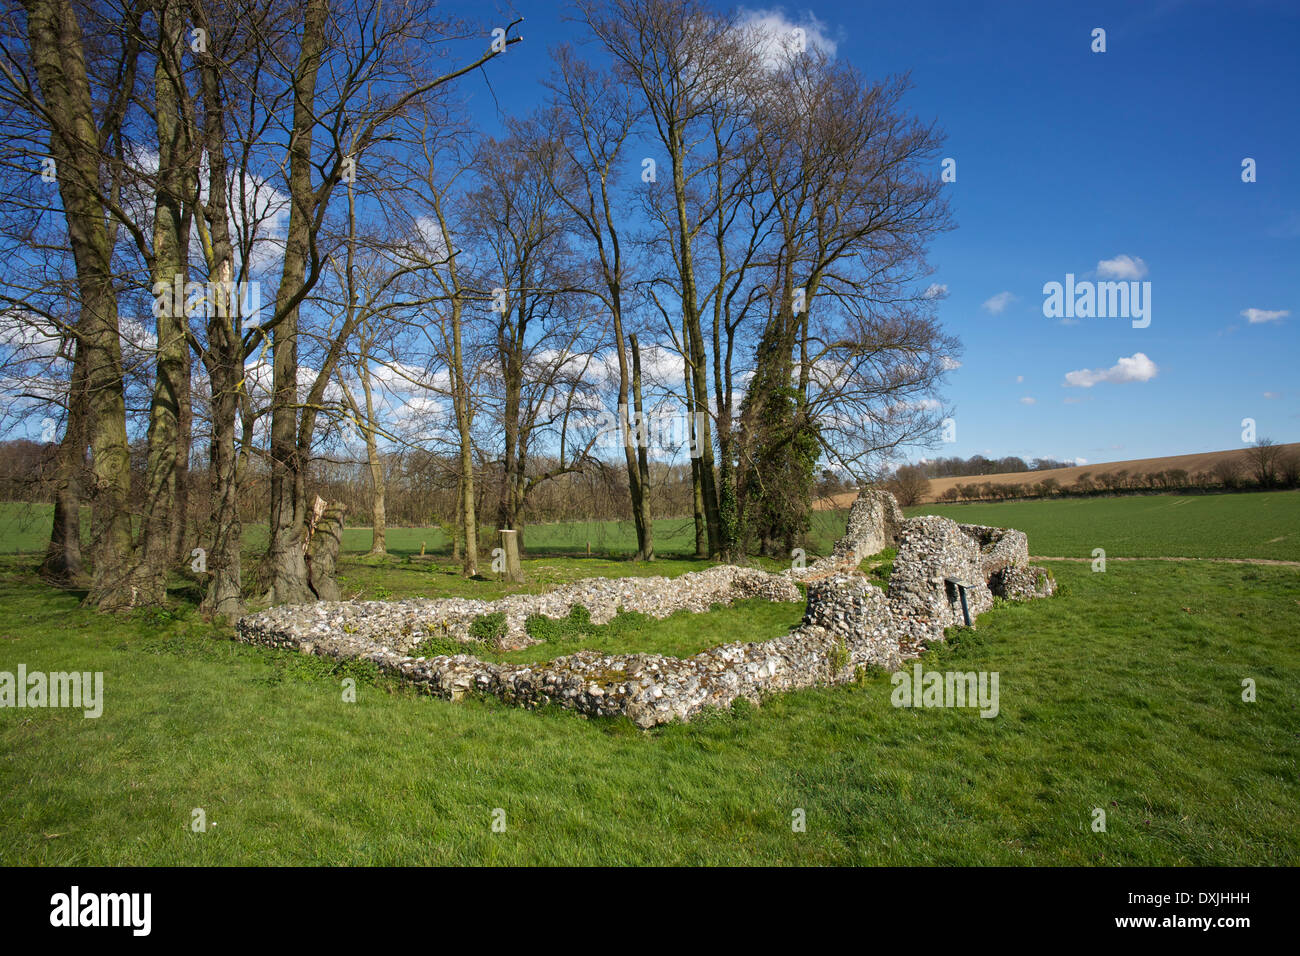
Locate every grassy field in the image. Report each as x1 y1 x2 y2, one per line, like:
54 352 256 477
0 501 848 560
914 491 1300 561
4 492 1295 564
1 491 1297 865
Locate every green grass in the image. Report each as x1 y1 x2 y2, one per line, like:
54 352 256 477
415 598 810 666
2 490 1297 864
335 554 728 604
6 491 1295 563
911 490 1300 561
1 551 1296 865
0 501 848 560
494 598 806 666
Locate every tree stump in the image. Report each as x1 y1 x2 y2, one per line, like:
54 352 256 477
307 501 347 601
498 528 524 584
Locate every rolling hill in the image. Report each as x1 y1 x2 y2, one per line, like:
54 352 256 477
815 442 1300 507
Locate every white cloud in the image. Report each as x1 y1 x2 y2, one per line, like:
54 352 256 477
1063 352 1158 388
1096 254 1149 280
1074 457 1087 466
738 8 838 69
1018 396 1036 405
940 355 961 371
1015 375 1024 383
410 216 451 261
924 283 948 299
982 291 1015 315
1264 391 1281 399
631 341 687 387
1241 308 1288 324
0 310 63 361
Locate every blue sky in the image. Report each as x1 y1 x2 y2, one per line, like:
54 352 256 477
456 0 1299 467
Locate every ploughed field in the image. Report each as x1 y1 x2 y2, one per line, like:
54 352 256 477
0 491 1296 864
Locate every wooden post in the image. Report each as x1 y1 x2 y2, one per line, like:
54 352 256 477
499 529 524 583
420 541 426 556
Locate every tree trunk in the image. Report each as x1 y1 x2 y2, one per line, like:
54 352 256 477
41 335 87 583
264 0 327 606
358 354 386 555
170 345 191 566
365 441 386 554
611 298 649 561
682 347 707 559
451 295 478 576
42 481 84 582
24 0 134 609
192 2 244 622
497 302 525 535
629 332 653 561
135 0 194 605
669 122 720 556
201 345 243 621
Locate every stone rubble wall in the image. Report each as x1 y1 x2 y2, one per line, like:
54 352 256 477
957 523 1029 580
804 488 904 576
888 515 995 629
235 494 1054 728
364 595 902 729
238 572 904 730
989 565 1057 601
238 564 800 655
955 523 1054 600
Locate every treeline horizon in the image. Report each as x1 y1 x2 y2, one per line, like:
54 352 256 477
923 440 1300 503
909 454 1077 479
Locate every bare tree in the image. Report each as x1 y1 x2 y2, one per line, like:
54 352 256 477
132 0 199 606
464 126 603 548
387 93 486 576
258 5 521 604
1244 439 1282 488
544 47 655 559
335 320 390 556
580 0 759 558
1212 457 1243 489
885 465 930 507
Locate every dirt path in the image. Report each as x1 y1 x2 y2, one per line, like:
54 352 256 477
1031 556 1300 568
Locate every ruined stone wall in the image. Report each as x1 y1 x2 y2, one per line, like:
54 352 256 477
806 488 904 575
958 524 1029 581
239 564 800 655
888 516 995 629
239 573 902 729
235 495 1054 728
989 565 1056 601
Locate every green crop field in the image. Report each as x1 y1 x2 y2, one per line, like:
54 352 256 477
1 490 1297 865
913 491 1300 562
7 491 1295 563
